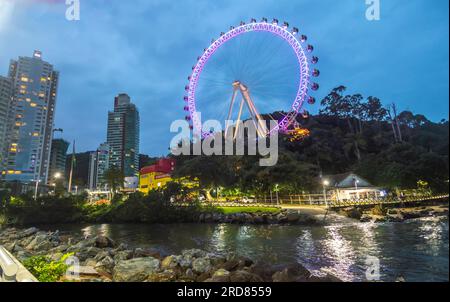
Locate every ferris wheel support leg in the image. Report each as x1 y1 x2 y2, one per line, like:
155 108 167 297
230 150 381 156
242 91 267 137
225 88 238 137
233 98 245 140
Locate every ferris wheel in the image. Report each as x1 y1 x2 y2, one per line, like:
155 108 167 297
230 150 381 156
183 18 319 138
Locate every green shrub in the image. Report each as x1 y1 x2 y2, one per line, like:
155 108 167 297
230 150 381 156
23 253 73 282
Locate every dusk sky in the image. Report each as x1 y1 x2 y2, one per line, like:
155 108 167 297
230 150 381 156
0 0 448 156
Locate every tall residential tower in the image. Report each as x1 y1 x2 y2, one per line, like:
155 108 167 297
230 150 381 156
107 93 139 177
1 51 59 183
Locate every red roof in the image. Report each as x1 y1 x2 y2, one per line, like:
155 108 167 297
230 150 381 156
140 158 175 175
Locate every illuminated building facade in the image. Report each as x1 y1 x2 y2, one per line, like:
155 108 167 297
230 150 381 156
139 158 175 194
1 51 59 183
107 93 139 177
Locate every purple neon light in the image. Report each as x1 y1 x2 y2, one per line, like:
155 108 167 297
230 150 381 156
188 22 311 137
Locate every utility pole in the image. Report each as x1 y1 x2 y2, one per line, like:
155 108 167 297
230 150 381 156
68 140 75 193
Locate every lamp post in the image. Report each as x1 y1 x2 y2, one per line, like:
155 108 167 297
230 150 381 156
322 180 330 207
34 179 41 200
354 178 360 199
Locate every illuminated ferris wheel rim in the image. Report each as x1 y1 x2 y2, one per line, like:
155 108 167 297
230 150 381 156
185 18 319 137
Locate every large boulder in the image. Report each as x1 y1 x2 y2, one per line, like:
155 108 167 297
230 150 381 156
76 247 103 262
95 256 115 275
114 250 134 262
95 235 116 248
26 234 53 251
286 211 301 223
113 257 160 282
341 207 363 220
18 227 39 239
192 257 211 273
248 262 279 282
272 264 311 282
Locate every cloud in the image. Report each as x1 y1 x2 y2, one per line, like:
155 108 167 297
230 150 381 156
0 0 15 32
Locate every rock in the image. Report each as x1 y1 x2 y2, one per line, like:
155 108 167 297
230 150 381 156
253 215 264 224
276 213 288 223
248 262 278 282
113 257 160 282
387 209 399 215
26 234 51 251
229 270 263 282
161 255 179 269
134 247 161 259
147 270 177 282
182 248 207 258
114 250 133 262
95 235 115 248
67 237 96 252
84 258 98 267
360 214 373 222
372 215 387 223
286 211 300 223
94 250 112 261
192 257 211 273
95 256 115 274
16 250 32 261
213 268 230 277
272 264 311 282
184 268 195 280
387 214 405 222
221 259 240 271
341 207 363 220
76 247 102 262
19 227 39 238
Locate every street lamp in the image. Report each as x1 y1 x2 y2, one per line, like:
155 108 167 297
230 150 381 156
322 180 330 207
54 172 61 179
34 179 41 200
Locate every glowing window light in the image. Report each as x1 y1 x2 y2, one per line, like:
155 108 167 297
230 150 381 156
20 77 29 82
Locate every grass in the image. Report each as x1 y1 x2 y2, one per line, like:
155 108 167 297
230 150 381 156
215 206 281 215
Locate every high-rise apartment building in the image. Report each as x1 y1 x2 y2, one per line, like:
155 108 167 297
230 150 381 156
0 76 12 171
1 51 59 183
107 93 139 177
88 142 111 190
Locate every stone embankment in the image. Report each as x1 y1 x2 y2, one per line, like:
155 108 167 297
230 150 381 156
0 227 340 282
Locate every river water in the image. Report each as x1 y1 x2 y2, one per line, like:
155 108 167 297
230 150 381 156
43 214 449 282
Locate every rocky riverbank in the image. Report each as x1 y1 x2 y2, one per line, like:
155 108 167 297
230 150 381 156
198 209 319 225
339 204 449 223
0 227 340 282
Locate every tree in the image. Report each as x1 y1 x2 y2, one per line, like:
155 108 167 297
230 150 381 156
104 167 124 196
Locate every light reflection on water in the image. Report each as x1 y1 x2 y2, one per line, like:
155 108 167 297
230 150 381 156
45 216 449 282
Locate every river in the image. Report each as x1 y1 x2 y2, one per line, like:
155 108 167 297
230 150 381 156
41 214 449 282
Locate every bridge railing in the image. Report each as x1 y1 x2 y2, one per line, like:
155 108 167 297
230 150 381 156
0 246 38 282
327 194 449 208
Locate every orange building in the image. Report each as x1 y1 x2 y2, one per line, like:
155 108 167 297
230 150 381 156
139 158 175 194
